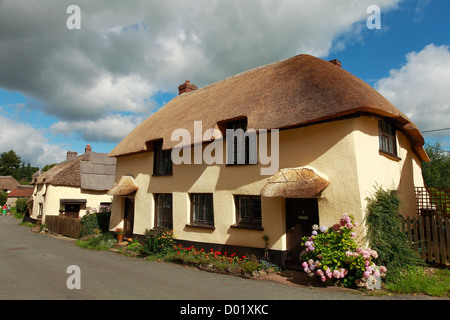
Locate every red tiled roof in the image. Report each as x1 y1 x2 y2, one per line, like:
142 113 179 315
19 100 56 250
8 186 34 198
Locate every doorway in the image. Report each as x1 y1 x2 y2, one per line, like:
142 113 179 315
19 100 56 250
285 198 319 268
124 198 135 238
64 204 80 218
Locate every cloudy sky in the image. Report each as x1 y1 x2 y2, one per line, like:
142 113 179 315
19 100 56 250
0 0 449 167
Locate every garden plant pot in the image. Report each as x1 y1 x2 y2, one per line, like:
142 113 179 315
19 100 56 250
117 233 124 243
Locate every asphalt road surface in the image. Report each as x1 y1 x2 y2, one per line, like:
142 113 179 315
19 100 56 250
0 215 444 305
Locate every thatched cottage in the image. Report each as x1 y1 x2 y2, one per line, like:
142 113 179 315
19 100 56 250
107 55 428 266
6 185 34 207
0 176 20 193
31 145 116 222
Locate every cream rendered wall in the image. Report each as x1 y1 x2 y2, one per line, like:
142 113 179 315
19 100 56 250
351 117 426 222
110 117 369 252
31 184 113 221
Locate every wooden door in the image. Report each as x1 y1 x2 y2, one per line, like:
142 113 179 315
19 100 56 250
285 198 319 268
65 204 80 219
124 198 135 238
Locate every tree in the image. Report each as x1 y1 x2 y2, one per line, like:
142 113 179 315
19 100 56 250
422 142 450 187
0 150 39 184
0 150 21 177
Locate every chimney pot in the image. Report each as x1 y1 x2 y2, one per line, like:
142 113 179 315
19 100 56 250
85 144 92 153
178 80 198 95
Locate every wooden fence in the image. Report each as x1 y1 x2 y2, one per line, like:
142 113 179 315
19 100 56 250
45 215 81 239
403 215 450 265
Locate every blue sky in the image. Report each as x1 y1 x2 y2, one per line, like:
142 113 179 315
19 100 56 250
0 0 449 168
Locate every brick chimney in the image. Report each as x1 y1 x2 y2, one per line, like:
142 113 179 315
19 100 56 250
329 59 342 67
85 144 92 153
67 151 78 160
178 80 198 95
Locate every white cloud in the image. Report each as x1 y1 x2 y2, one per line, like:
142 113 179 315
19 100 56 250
50 114 145 143
375 44 450 136
0 0 402 118
0 115 67 168
0 0 404 150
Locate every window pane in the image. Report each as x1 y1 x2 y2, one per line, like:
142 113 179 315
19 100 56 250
193 202 202 222
240 198 250 220
156 194 172 229
204 194 214 225
252 198 262 221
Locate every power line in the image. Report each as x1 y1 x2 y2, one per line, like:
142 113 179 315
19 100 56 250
424 142 450 154
422 127 450 133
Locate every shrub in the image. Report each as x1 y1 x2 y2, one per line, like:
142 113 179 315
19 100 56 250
300 213 386 288
126 237 143 253
80 211 111 238
141 228 176 256
15 198 28 215
365 187 424 281
76 233 115 251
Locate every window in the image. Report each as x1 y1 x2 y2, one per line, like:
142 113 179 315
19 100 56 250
378 120 397 157
226 119 257 165
233 195 262 230
190 193 214 227
155 194 173 229
153 140 172 175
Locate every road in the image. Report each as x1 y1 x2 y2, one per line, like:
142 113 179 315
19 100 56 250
0 216 443 304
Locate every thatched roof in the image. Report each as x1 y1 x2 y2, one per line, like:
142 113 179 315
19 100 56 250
0 176 20 190
260 167 329 198
109 54 428 161
33 153 116 191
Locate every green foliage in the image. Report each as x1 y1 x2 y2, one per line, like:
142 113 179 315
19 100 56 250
0 150 39 184
80 211 111 238
0 150 21 177
15 198 28 215
0 192 7 205
300 214 386 288
141 228 176 256
385 267 450 297
426 187 450 216
422 141 450 187
125 238 143 252
76 233 116 251
365 187 424 281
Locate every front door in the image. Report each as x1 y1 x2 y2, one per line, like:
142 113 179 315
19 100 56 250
285 198 319 268
65 204 80 218
124 198 135 238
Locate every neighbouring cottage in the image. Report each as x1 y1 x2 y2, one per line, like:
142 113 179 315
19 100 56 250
0 176 20 193
107 54 428 267
30 145 116 222
6 185 34 207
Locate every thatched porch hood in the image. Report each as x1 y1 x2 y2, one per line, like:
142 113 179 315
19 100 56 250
108 54 428 162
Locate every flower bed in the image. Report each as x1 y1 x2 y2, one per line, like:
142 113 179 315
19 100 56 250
300 213 387 289
165 244 278 277
114 231 279 278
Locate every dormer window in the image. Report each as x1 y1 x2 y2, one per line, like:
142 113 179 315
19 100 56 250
153 140 172 176
379 120 397 157
225 118 257 165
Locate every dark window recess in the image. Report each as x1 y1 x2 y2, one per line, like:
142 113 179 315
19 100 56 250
153 140 172 175
233 195 262 229
191 193 214 226
379 120 397 157
155 194 173 229
226 119 257 165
